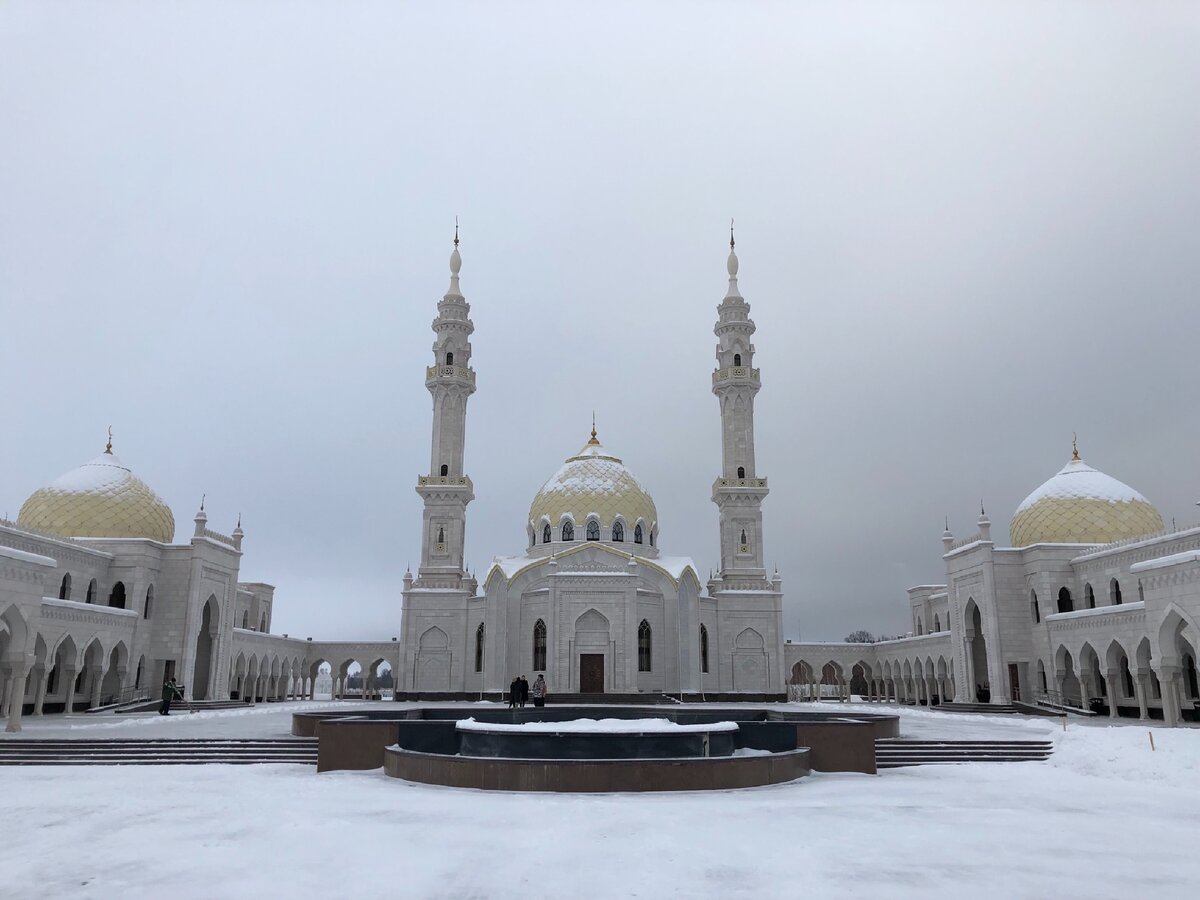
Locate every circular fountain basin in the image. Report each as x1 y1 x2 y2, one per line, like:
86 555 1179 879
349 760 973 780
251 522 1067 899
455 717 739 759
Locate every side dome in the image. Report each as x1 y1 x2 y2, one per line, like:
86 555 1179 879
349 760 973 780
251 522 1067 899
18 446 176 543
529 433 657 540
1009 450 1163 548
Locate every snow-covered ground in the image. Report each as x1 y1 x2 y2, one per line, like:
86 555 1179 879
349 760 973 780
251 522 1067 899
455 716 740 733
2 703 1198 898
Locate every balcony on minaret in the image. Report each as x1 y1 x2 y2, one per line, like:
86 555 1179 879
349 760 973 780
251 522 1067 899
425 364 477 388
416 473 474 490
711 365 761 388
712 475 768 493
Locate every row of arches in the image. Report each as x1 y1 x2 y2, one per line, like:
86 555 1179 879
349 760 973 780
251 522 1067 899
1035 578 1144 619
228 651 394 702
788 654 956 705
56 574 155 618
530 516 655 547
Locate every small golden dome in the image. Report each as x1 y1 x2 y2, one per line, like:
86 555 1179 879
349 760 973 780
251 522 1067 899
18 448 175 543
1009 454 1163 548
529 436 657 538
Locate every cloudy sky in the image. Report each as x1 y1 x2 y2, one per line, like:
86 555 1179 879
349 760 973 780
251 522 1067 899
2 1 1198 642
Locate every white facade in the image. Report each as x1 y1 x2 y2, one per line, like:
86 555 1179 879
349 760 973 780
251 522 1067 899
399 235 786 697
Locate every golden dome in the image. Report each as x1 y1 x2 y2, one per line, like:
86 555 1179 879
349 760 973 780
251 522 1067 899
529 434 657 539
1009 452 1163 548
18 448 176 543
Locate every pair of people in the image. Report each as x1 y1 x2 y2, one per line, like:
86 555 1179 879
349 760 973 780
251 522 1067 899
160 677 183 715
508 675 529 708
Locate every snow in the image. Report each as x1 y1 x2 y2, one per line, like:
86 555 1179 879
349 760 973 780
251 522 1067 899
1015 458 1150 512
1045 601 1145 622
44 453 132 493
455 717 739 734
2 703 1198 897
41 596 138 617
1130 550 1200 573
0 545 57 567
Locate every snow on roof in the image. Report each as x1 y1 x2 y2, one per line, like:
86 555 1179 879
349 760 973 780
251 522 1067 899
46 453 134 493
1130 551 1200 573
1045 601 1145 621
0 545 57 567
455 717 739 734
1016 458 1150 512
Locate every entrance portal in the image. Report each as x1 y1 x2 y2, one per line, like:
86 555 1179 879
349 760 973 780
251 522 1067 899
580 654 604 693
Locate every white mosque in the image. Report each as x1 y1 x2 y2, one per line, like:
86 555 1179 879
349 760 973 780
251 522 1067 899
2 232 1198 733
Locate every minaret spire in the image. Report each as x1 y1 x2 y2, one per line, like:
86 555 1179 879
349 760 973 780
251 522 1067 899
447 218 463 298
725 218 741 299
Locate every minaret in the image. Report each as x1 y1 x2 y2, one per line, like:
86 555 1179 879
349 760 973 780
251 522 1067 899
711 225 770 586
415 226 476 587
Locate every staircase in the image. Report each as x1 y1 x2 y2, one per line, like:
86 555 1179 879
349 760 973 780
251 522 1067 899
0 738 318 766
936 701 1021 715
875 738 1054 768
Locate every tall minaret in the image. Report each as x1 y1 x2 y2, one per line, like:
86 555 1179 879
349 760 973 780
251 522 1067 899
415 226 476 587
711 225 770 587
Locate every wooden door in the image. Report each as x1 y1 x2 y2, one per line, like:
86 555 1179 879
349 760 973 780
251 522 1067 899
1008 663 1021 702
580 654 605 693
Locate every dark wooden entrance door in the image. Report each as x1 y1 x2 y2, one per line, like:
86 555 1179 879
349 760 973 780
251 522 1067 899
580 654 604 693
1008 663 1021 702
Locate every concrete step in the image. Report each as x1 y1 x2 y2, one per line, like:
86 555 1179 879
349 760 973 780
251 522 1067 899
936 702 1021 715
876 738 1053 768
0 738 317 766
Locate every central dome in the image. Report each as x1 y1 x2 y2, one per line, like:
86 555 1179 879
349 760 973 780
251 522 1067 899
18 445 176 544
529 433 657 543
1009 449 1163 548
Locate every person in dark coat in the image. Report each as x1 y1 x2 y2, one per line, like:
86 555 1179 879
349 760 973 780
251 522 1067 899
518 675 529 708
531 674 547 707
508 676 520 709
160 677 182 715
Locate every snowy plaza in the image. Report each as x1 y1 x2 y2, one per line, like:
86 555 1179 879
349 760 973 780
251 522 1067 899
1 702 1198 898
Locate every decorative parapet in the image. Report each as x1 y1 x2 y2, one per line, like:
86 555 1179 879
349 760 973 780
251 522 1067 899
425 365 476 385
201 527 237 548
417 474 474 490
713 477 768 491
712 366 760 387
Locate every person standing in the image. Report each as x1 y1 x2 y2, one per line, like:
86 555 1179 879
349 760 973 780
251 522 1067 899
508 676 519 709
518 675 529 708
531 674 547 708
160 677 182 716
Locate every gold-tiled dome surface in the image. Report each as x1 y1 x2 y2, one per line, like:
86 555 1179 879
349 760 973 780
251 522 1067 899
529 440 657 531
1009 457 1163 548
18 452 175 543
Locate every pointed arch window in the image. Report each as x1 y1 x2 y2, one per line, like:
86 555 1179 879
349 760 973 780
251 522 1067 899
933 614 941 632
634 523 644 544
445 351 454 366
1084 584 1095 609
638 620 652 672
108 581 126 609
533 619 547 671
1031 590 1040 624
733 353 742 366
586 520 600 541
437 526 445 544
85 579 97 604
439 464 448 476
542 523 552 544
58 573 71 600
242 611 249 629
740 529 748 546
1057 587 1073 614
1110 578 1123 606
561 521 574 541
474 623 485 673
737 466 745 479
143 584 154 620
1138 580 1145 603
612 521 624 542
700 624 709 674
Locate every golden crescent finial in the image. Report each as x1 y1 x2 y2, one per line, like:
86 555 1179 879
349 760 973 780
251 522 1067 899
105 426 113 454
1072 432 1080 461
588 411 599 445
454 216 459 248
729 218 735 250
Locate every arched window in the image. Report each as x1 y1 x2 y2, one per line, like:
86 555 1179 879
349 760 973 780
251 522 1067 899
561 521 574 542
143 584 154 620
916 616 924 635
737 466 745 479
700 624 709 674
634 523 643 544
1110 578 1123 606
1085 584 1095 609
586 520 600 541
933 614 940 632
533 619 547 671
439 464 448 476
242 611 249 629
58 573 71 600
1057 587 1073 614
108 582 126 610
740 529 748 546
445 351 454 366
612 521 624 542
649 528 655 547
1138 580 1145 603
437 526 445 544
1031 591 1040 623
542 523 552 544
85 579 97 604
474 623 485 673
733 353 742 367
260 614 267 632
638 620 652 672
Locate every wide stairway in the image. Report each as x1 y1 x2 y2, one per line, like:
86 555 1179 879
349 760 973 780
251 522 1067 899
875 738 1053 768
935 701 1021 715
0 738 318 766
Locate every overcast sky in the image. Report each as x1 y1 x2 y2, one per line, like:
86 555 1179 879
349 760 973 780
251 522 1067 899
2 1 1198 642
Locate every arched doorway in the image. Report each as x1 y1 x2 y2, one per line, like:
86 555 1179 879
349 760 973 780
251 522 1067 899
192 595 219 701
965 600 990 700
